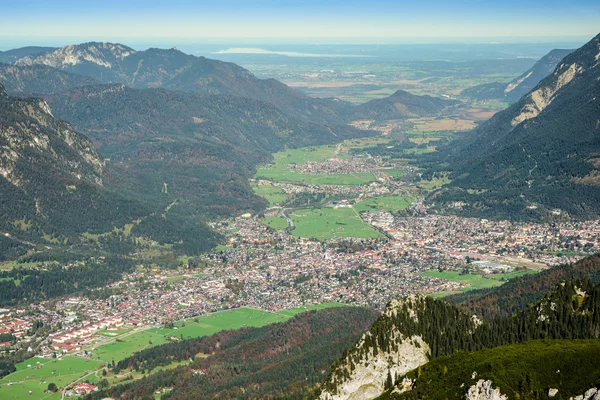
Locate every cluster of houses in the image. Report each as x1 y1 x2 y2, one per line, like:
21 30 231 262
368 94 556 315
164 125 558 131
51 316 124 352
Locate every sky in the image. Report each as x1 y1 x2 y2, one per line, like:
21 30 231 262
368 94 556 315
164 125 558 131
0 0 599 48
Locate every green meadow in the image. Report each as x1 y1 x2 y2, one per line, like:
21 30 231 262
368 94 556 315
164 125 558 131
250 182 288 205
354 196 414 213
290 207 381 240
146 307 291 340
254 142 380 186
274 302 346 317
261 215 289 230
0 356 103 400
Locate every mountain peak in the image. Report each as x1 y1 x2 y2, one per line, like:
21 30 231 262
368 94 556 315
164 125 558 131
16 42 136 69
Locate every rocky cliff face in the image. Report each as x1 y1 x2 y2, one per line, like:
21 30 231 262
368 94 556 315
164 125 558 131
16 42 134 69
319 331 429 400
319 296 437 400
466 380 508 400
0 83 104 187
568 388 600 400
461 48 573 103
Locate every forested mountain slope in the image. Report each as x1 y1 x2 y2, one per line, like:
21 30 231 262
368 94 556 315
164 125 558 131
45 84 371 223
13 42 350 124
0 46 57 64
319 278 600 400
346 89 458 121
84 307 379 400
377 339 600 400
0 63 99 95
428 33 600 220
0 83 147 259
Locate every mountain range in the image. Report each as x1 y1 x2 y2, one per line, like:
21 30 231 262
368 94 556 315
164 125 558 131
461 48 574 103
10 42 349 124
428 33 600 220
0 40 469 259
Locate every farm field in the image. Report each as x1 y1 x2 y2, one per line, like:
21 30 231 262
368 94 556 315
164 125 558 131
256 165 375 186
145 307 292 340
261 215 289 230
290 207 382 240
0 356 103 400
354 196 414 213
93 331 170 363
274 302 346 317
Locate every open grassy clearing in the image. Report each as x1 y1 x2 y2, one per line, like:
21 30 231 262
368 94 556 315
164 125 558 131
88 359 191 390
256 164 375 186
417 174 452 191
250 182 288 205
93 331 170 363
145 307 290 340
404 145 437 154
255 138 396 186
407 117 476 132
0 261 51 271
354 196 414 213
290 207 381 241
274 302 346 317
0 356 103 400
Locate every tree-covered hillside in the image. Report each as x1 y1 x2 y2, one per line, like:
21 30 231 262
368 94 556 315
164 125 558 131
378 339 600 400
0 83 150 258
84 307 379 400
448 254 600 320
319 277 600 399
347 89 458 121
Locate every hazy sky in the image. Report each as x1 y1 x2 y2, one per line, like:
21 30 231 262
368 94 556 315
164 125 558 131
1 0 599 46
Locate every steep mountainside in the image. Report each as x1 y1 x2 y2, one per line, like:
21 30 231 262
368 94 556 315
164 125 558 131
319 278 600 400
461 49 573 103
0 83 147 259
430 33 600 220
347 89 458 121
83 307 379 400
45 84 370 222
0 63 99 95
0 46 56 64
13 42 349 123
